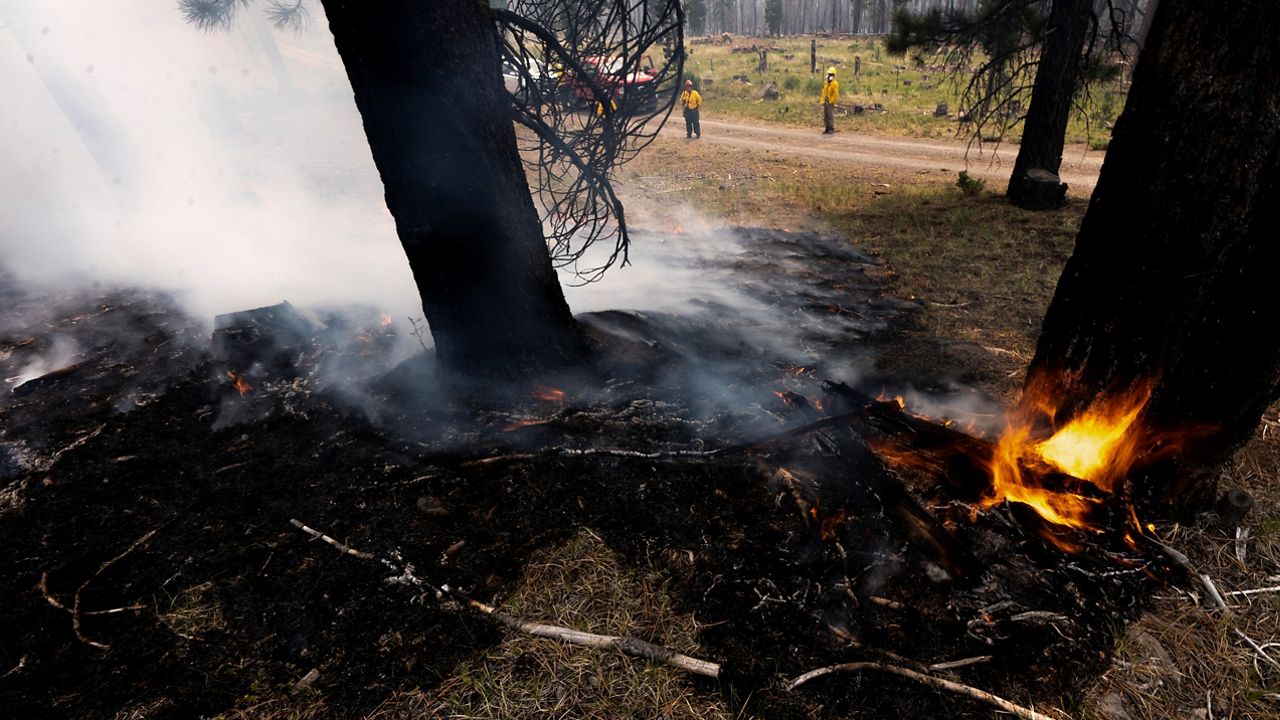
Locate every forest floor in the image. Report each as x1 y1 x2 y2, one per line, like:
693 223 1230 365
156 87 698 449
2 118 1278 720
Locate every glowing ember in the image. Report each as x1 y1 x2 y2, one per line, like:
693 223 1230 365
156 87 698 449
378 312 393 327
532 384 566 402
226 370 252 397
671 224 685 234
503 418 551 432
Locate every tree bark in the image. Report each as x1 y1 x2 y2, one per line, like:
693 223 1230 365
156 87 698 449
1027 0 1280 512
1006 0 1093 209
319 0 587 378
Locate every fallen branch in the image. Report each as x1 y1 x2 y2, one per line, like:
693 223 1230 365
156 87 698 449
787 661 1060 720
288 519 720 679
39 529 158 650
450 590 720 678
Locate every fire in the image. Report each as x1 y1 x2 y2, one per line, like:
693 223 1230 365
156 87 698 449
226 370 252 397
671 224 685 234
983 375 1156 530
532 384 566 402
503 418 551 432
378 311 393 327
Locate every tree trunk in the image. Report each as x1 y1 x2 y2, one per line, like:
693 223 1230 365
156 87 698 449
1005 0 1093 209
1027 0 1280 512
318 0 587 378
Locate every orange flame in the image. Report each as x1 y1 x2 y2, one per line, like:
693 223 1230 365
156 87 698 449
378 311 393 327
671 224 686 234
982 374 1157 531
532 384 566 402
226 370 252 397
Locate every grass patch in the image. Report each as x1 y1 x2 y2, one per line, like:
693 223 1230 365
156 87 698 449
375 531 731 720
686 36 1124 145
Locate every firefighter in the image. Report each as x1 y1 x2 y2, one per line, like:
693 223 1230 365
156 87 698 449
679 79 702 139
821 66 839 134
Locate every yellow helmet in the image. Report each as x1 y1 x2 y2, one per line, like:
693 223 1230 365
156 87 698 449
826 66 837 76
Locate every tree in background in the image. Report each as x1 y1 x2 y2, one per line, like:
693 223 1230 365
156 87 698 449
1026 0 1280 511
179 0 685 379
765 0 783 36
889 0 1143 209
686 0 707 35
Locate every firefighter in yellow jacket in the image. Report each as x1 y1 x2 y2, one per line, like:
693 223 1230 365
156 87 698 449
679 79 702 139
821 67 839 134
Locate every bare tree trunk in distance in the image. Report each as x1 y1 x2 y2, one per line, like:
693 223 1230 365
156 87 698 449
1005 0 1093 209
1028 0 1280 512
319 0 587 378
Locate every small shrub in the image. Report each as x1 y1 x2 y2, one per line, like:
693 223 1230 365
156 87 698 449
782 74 800 91
804 76 825 96
1089 137 1110 151
956 171 986 196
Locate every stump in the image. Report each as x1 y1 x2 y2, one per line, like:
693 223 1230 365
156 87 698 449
1008 168 1068 210
755 82 779 101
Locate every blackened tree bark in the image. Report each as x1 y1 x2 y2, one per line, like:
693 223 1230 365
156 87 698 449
1005 0 1093 209
1028 0 1280 510
319 0 587 377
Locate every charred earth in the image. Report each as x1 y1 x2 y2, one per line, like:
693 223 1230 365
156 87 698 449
0 229 1170 718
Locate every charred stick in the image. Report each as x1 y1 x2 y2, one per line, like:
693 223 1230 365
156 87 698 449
787 661 1061 720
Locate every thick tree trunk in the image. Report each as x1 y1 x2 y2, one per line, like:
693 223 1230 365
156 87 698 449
1005 0 1093 209
1027 0 1280 512
319 0 587 377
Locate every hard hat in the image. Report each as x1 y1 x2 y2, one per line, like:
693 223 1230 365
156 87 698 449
685 79 693 88
826 67 836 76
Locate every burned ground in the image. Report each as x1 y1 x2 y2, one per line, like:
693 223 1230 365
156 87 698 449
0 229 1171 719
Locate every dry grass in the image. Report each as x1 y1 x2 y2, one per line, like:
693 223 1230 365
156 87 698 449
370 531 733 720
1083 426 1280 720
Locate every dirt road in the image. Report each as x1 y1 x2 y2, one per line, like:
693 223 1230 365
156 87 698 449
663 117 1105 192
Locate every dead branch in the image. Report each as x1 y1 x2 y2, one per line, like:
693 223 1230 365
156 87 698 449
1143 534 1230 611
787 661 1061 720
39 529 158 650
288 519 720 679
289 519 374 560
450 590 721 679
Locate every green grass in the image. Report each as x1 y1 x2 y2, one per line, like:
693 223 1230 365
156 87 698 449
685 36 1124 145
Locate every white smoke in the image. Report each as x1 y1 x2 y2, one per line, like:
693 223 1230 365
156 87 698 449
0 1 420 323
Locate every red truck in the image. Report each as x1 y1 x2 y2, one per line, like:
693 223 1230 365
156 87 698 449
561 55 658 114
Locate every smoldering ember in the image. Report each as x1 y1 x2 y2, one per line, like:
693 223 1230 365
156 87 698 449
3 2 1280 719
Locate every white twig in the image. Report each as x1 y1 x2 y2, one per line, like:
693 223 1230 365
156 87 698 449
454 591 721 678
929 655 993 671
39 529 158 650
1235 526 1250 564
1225 585 1280 599
289 519 374 560
1234 629 1280 674
787 661 1061 720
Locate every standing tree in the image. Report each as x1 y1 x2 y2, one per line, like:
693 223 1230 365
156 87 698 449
889 0 1141 209
1025 0 1280 510
765 0 784 36
179 0 684 378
